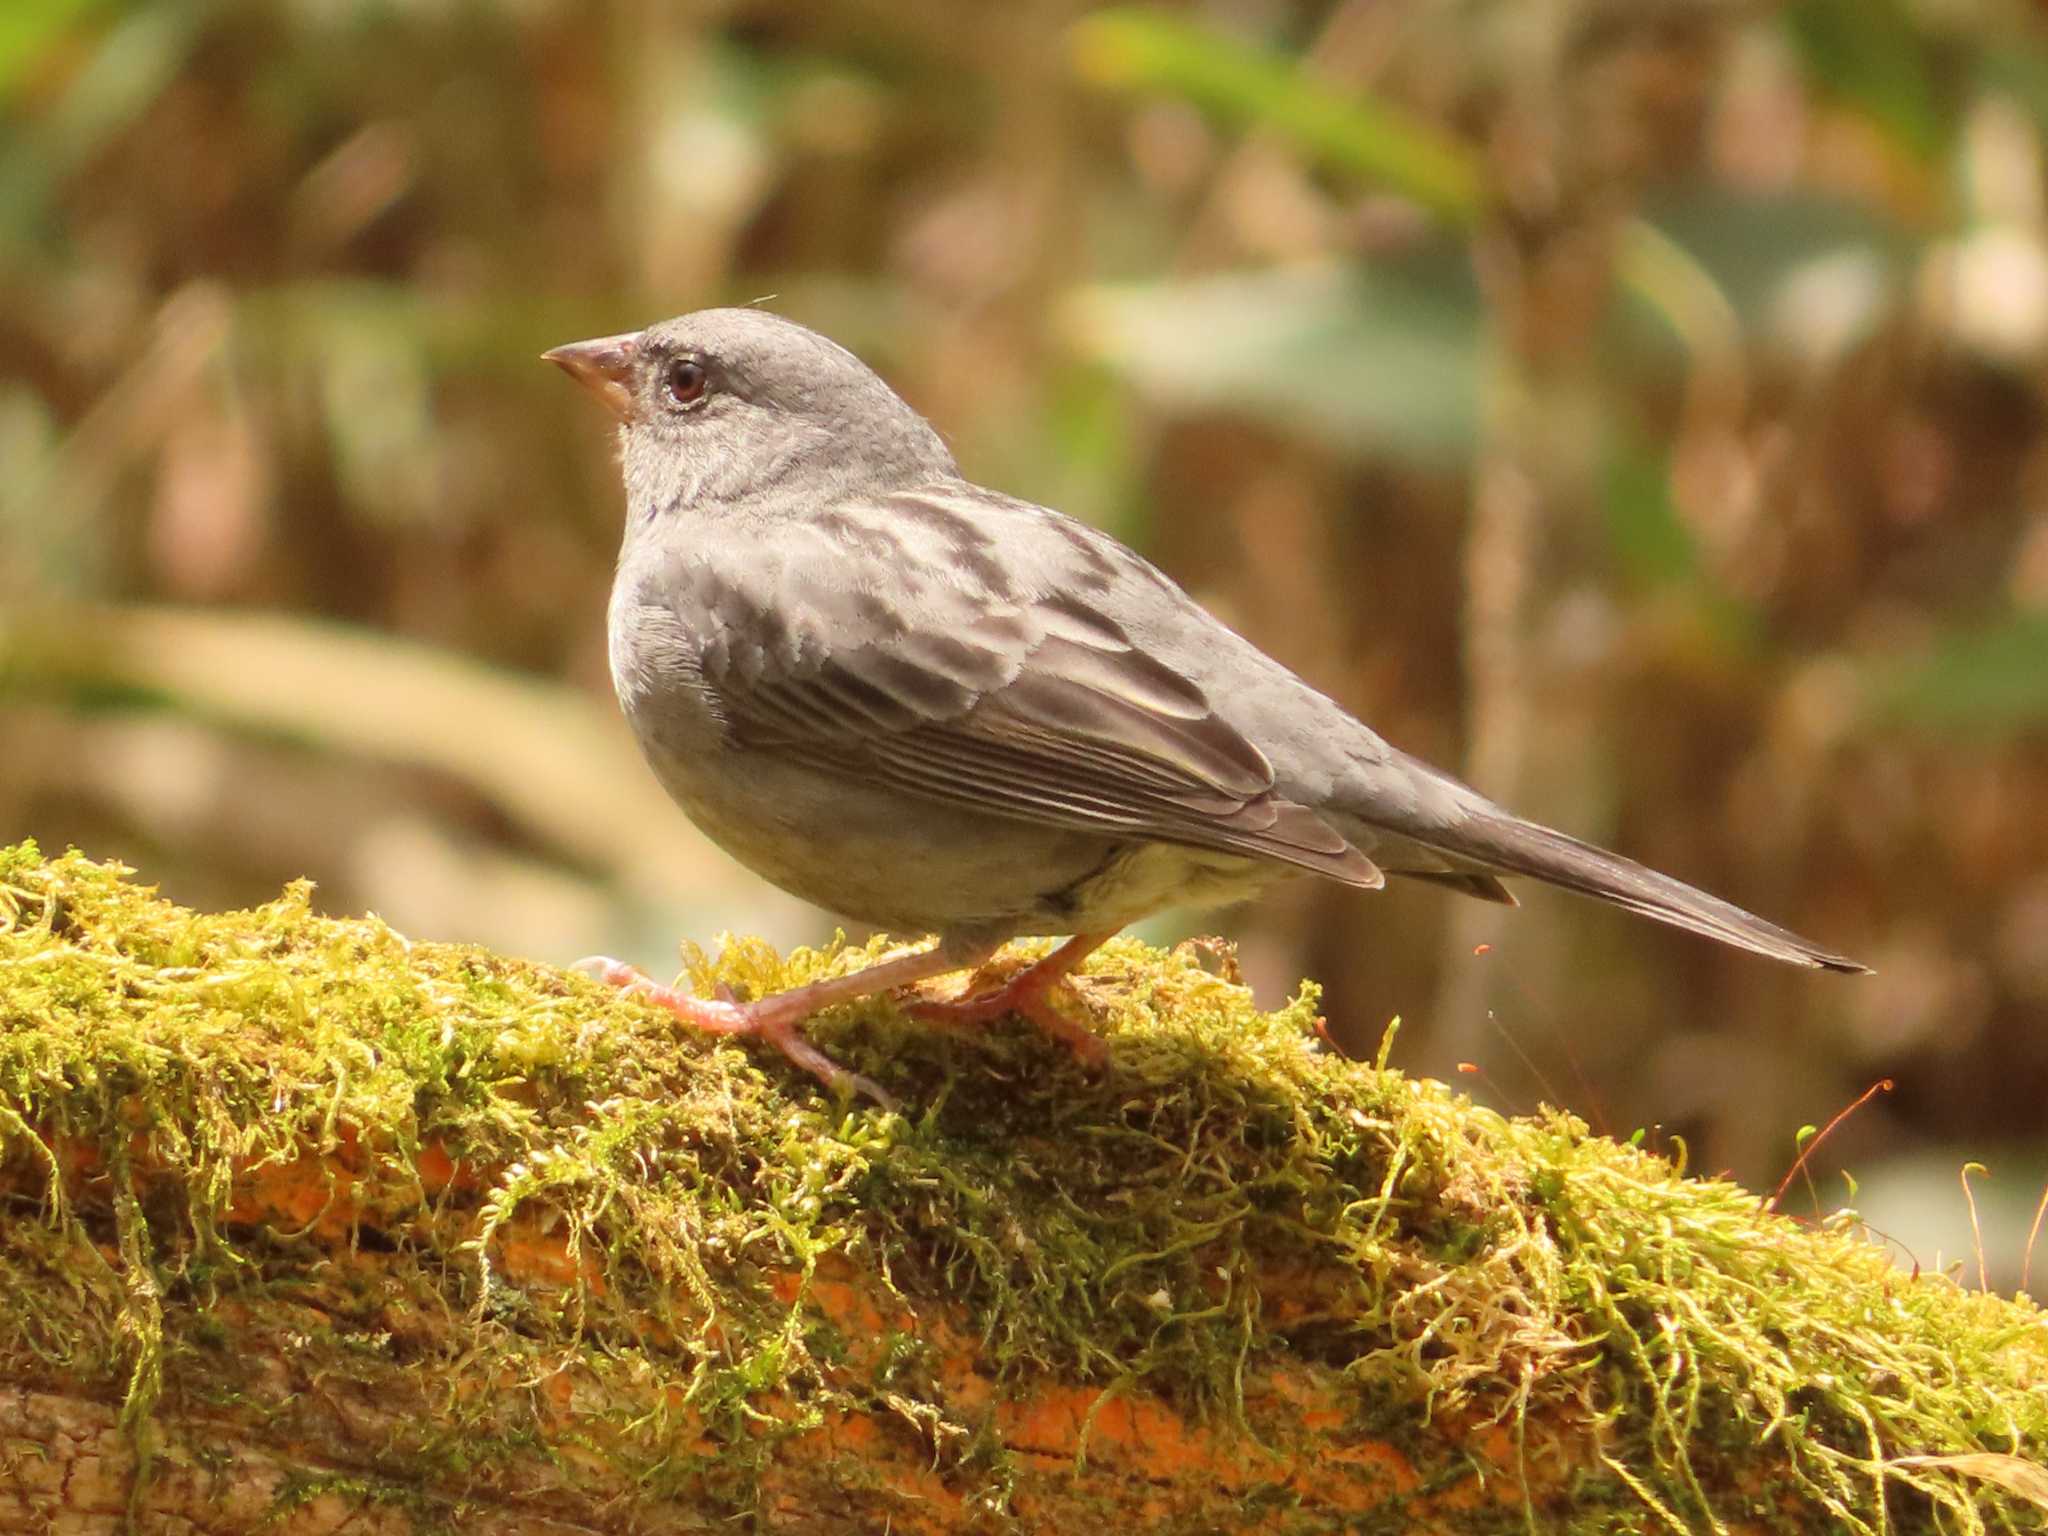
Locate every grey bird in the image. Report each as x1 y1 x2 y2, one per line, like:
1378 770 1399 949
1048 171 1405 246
546 309 1865 1104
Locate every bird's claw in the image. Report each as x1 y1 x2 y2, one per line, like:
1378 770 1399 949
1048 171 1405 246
571 954 647 990
909 974 1110 1068
573 954 895 1109
755 1017 898 1112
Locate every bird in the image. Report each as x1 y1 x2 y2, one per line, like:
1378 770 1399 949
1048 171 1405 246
545 308 1865 1105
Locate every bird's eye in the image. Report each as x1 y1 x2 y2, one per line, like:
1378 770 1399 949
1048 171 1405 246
664 358 709 408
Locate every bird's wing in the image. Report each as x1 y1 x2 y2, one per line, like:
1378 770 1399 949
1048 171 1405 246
659 486 1381 887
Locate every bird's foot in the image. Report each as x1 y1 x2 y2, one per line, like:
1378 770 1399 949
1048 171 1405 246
572 956 898 1109
906 933 1113 1067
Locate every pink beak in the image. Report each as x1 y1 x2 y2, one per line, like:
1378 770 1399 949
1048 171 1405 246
542 330 641 419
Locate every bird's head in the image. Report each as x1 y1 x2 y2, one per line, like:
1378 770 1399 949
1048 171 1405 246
544 308 956 512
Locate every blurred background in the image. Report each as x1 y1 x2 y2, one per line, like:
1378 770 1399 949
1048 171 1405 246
4 0 2046 1283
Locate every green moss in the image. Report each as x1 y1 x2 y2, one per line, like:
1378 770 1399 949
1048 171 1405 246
0 840 2043 1532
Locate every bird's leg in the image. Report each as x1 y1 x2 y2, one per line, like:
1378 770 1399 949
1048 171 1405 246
907 932 1115 1065
574 939 996 1109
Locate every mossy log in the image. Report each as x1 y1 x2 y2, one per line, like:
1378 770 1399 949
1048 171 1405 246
0 845 2042 1534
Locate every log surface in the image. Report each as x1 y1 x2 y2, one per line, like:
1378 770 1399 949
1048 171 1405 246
0 846 2041 1533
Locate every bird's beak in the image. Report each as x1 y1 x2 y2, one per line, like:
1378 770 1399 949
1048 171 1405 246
542 331 641 419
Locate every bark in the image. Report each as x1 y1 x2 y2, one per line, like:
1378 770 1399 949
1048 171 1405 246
0 1138 1580 1534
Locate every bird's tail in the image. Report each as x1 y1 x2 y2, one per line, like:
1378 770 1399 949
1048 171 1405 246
1397 809 1868 973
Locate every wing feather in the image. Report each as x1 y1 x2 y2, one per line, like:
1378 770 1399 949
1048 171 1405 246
667 486 1380 888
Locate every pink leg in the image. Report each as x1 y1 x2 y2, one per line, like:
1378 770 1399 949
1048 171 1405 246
907 932 1115 1065
575 940 996 1109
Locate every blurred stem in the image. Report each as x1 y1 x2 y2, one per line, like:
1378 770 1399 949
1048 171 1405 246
1439 223 1613 1056
17 283 233 594
1435 5 1653 1063
1461 337 1542 812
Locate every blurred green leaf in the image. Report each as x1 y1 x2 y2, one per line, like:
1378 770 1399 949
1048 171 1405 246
304 299 437 527
1070 9 1483 223
1041 361 1147 546
1599 416 1770 642
0 0 109 100
1880 612 2048 733
1784 0 1952 166
1637 191 1909 345
1065 261 1479 464
1601 429 1697 590
0 2 207 243
1977 41 2048 138
0 384 60 596
28 1 203 168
